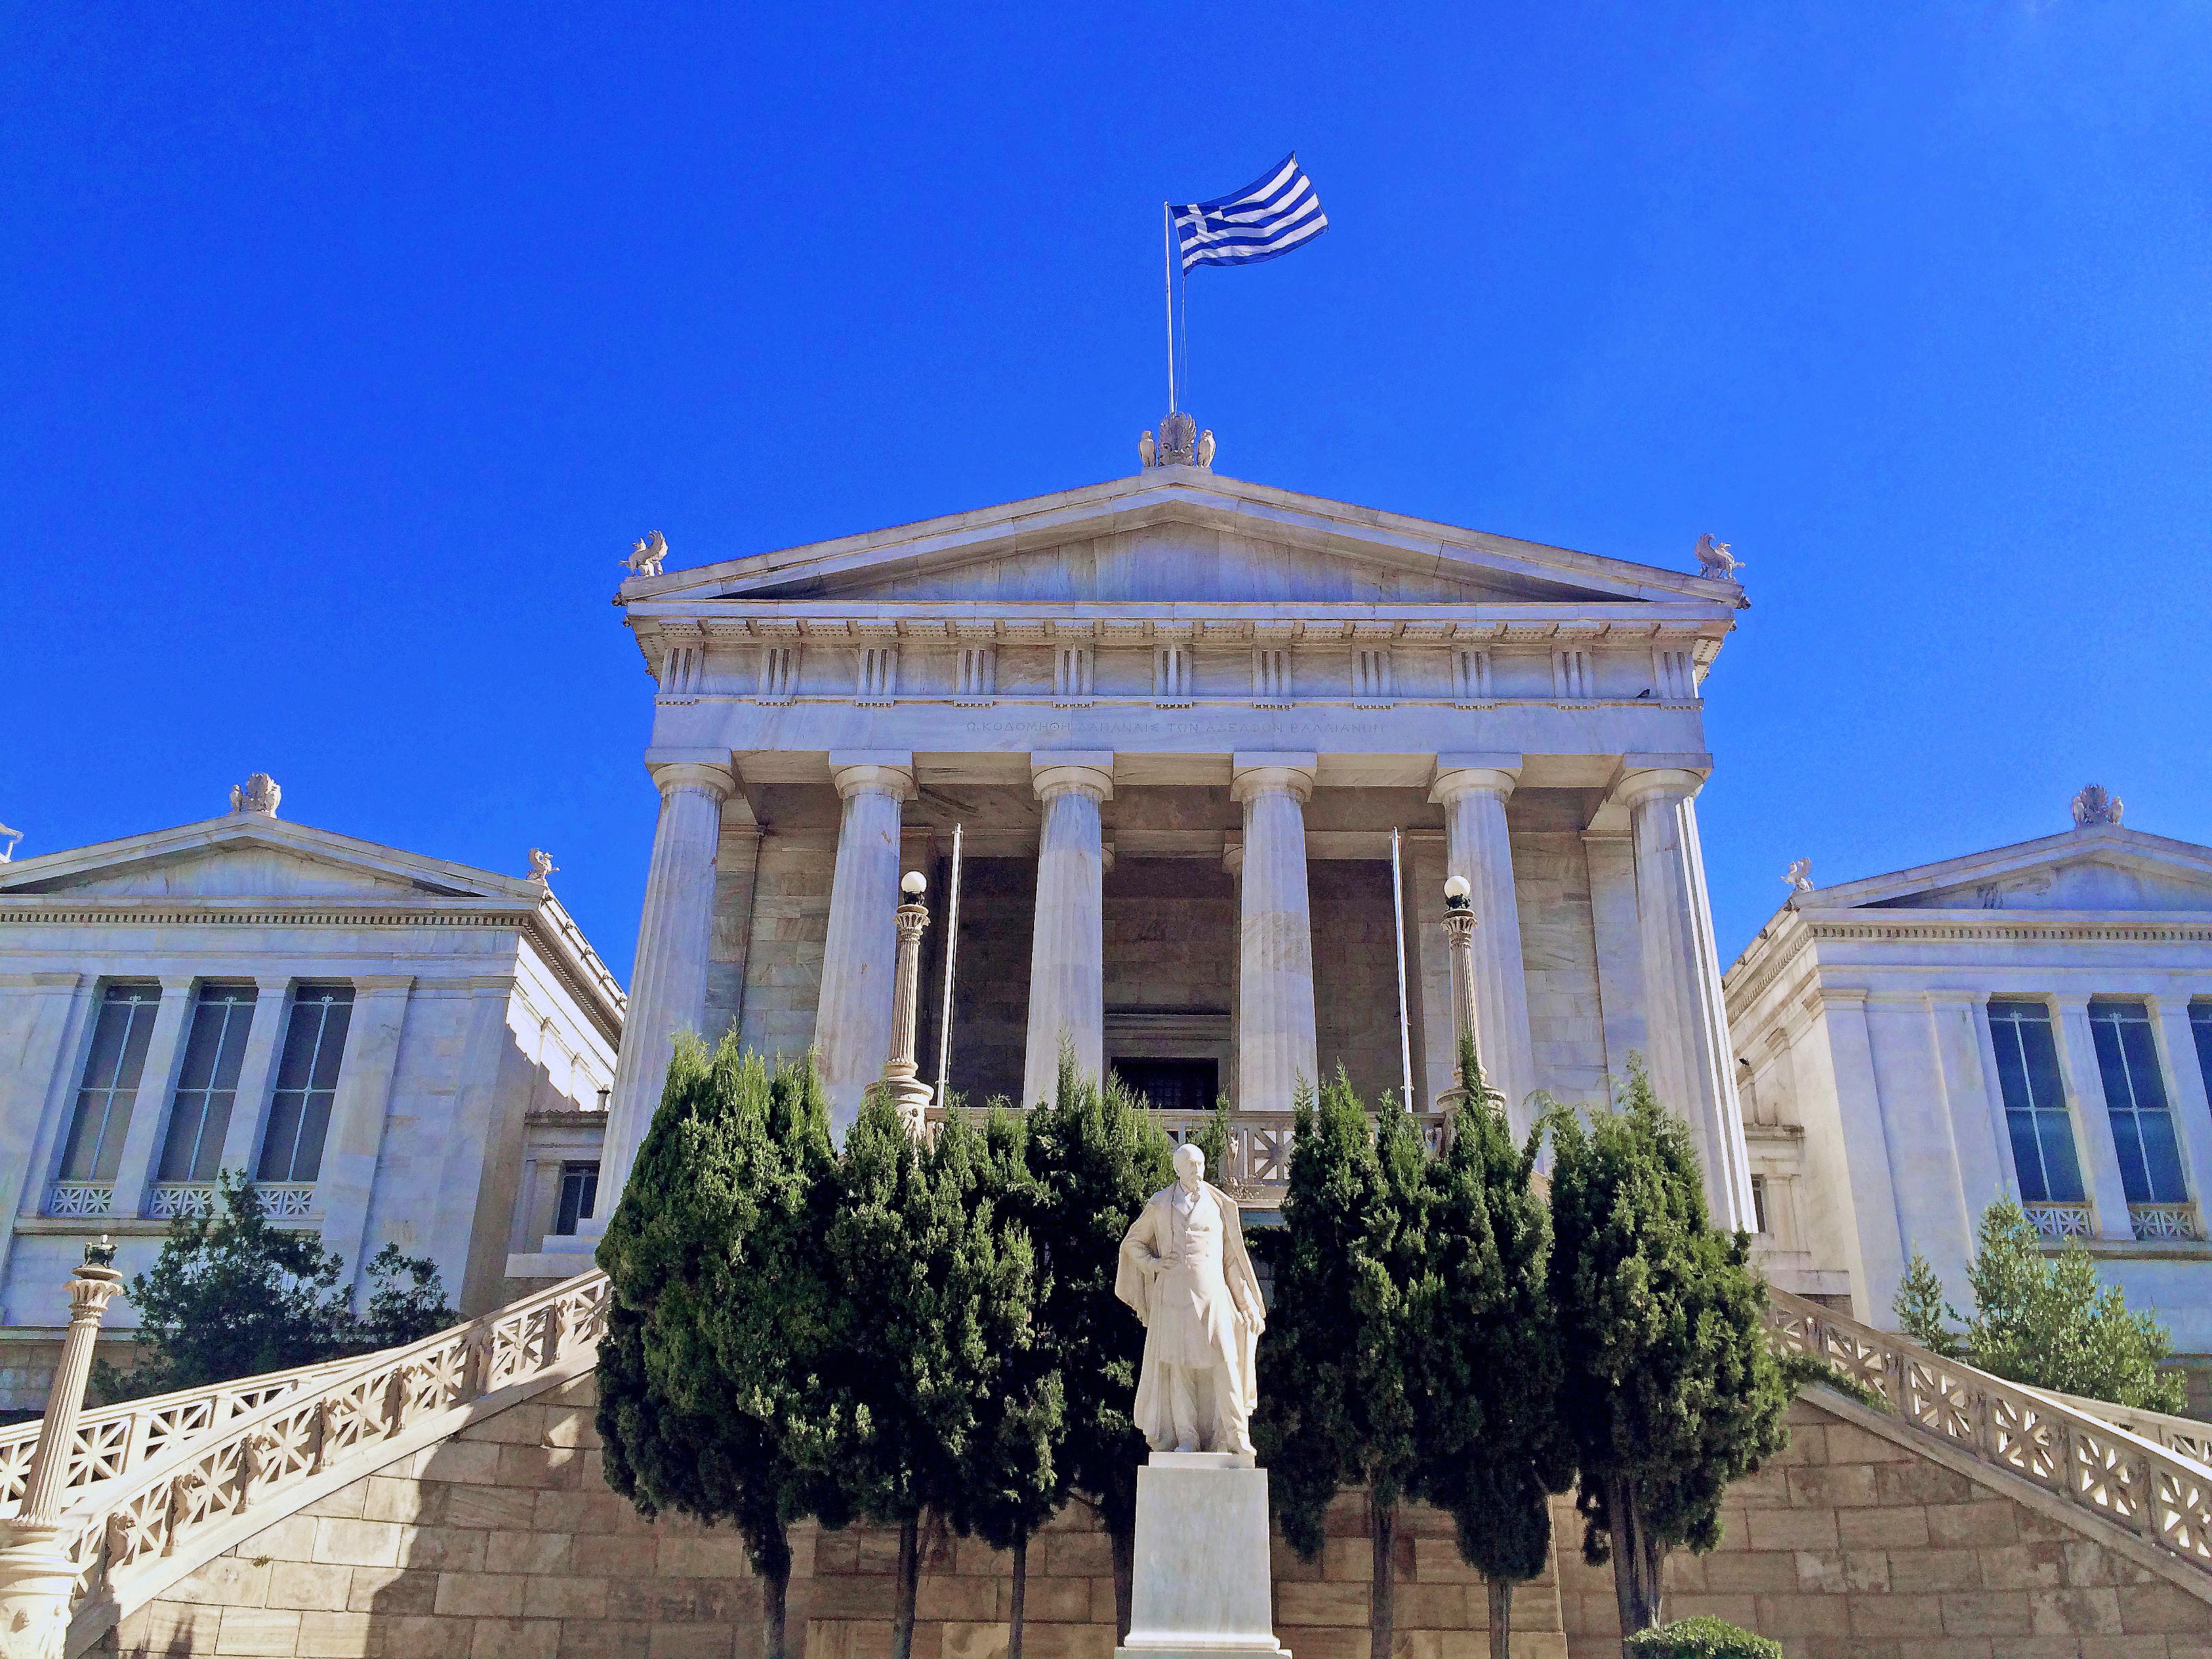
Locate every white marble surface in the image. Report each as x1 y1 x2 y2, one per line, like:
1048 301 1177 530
1118 1454 1288 1659
1021 754 1112 1107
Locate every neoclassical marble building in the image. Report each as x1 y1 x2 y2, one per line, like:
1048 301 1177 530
0 783 622 1409
1725 788 2212 1372
557 445 1759 1264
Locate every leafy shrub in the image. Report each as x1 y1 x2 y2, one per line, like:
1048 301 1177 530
1624 1615 1782 1658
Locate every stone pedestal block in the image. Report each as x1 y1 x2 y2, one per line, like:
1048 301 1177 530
1116 1453 1289 1659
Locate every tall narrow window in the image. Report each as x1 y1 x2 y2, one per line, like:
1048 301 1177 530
554 1162 600 1236
158 986 259 1182
1987 998 2085 1203
2192 1004 2212 1107
2090 1000 2187 1203
59 983 164 1181
258 986 352 1184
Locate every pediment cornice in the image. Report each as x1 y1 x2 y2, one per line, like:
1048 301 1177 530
617 470 1747 611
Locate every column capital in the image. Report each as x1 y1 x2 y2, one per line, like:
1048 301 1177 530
1231 752 1317 804
1429 754 1523 805
352 975 415 995
1031 751 1115 802
1610 753 1714 808
2051 991 2095 1016
831 753 916 801
649 759 736 800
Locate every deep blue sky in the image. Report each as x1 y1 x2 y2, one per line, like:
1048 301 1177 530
5 5 2207 983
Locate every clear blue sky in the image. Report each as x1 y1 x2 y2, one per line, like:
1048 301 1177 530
5 5 2207 983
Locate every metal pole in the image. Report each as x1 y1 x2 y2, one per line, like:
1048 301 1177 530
934 823 964 1107
1162 202 1178 413
1391 827 1414 1111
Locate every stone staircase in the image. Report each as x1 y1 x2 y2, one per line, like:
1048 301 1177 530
9 1271 2211 1655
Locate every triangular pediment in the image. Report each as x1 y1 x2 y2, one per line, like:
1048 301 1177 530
1799 825 2212 916
621 470 1744 611
0 817 535 905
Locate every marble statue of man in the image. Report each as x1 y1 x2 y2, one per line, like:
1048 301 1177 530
1115 1142 1267 1459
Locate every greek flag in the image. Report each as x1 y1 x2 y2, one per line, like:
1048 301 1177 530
1172 155 1328 272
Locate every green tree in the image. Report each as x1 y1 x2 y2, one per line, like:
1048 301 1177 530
1547 1059 1790 1641
595 1039 846 1659
937 1107 1065 1659
1261 1069 1428 1659
1624 1616 1782 1659
1892 1203 2185 1412
95 1168 449 1401
821 1092 1048 1659
1025 1057 1176 1637
1418 1038 1574 1659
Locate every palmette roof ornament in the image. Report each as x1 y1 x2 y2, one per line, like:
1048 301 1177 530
2071 784 2123 827
229 774 281 817
1144 411 1204 468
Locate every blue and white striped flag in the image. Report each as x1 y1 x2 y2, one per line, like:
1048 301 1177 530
1172 155 1328 272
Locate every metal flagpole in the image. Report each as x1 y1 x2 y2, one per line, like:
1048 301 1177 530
935 823 964 1108
1391 826 1414 1111
1162 202 1178 413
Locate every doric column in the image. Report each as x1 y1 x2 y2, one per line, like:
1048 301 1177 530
2050 994 2135 1242
1612 758 1757 1233
1021 753 1113 1110
1231 753 1319 1111
1430 756 1535 1132
1923 990 2011 1271
106 977 197 1217
881 873 935 1134
817 754 916 1137
0 1241 124 1656
593 758 735 1220
316 975 413 1293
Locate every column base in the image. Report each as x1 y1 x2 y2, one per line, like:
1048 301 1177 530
0 1520 79 1659
1117 1454 1288 1659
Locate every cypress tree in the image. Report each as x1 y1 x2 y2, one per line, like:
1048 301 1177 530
595 1038 844 1659
1262 1069 1427 1659
1417 1038 1574 1659
939 1108 1065 1659
1546 1059 1790 1640
1025 1056 1176 1637
821 1092 1049 1659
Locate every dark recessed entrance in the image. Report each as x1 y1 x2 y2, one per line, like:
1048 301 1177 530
1110 1057 1220 1112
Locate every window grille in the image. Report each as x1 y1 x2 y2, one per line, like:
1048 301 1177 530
258 986 353 1185
157 985 259 1183
58 983 163 1184
1988 999 2087 1204
2089 1000 2188 1204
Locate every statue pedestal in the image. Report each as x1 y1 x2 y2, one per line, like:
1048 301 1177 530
1115 1452 1290 1659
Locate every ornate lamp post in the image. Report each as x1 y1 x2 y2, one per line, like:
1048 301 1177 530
0 1237 125 1659
1439 876 1502 1112
880 871 935 1136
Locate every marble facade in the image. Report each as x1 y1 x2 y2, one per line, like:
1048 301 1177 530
560 456 1761 1261
0 790 622 1410
1724 796 2212 1375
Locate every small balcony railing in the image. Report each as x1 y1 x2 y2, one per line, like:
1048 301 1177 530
2130 1202 2203 1242
45 1182 115 1218
2022 1201 2095 1242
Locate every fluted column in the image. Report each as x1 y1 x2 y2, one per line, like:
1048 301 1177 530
594 759 734 1220
1614 759 1757 1233
1232 754 1318 1111
817 756 916 1137
881 873 934 1134
1431 756 1536 1132
0 1241 124 1656
1021 754 1113 1109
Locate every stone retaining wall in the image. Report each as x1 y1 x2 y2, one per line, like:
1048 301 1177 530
117 1383 2210 1659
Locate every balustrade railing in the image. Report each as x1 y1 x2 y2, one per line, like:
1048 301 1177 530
1763 1286 2212 1578
49 1271 609 1629
1144 1108 1452 1195
2131 1202 2202 1242
2023 1201 2095 1241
